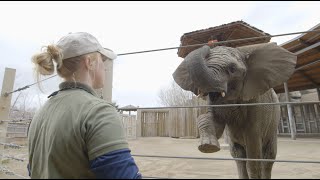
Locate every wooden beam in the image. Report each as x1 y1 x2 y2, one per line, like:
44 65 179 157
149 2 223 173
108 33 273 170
294 41 320 55
299 38 320 52
0 68 16 164
297 70 320 88
286 33 320 51
185 36 205 44
295 59 320 71
282 23 320 51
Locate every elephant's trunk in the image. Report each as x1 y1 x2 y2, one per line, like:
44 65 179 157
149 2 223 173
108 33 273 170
197 111 226 153
186 46 226 94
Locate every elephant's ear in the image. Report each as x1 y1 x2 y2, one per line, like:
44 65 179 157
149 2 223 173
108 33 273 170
237 43 297 101
172 59 199 95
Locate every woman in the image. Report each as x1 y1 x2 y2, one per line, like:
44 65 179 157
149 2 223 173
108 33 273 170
28 32 141 179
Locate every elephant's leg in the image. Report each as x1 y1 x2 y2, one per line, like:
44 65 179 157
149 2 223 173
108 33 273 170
197 112 225 153
245 138 263 179
230 142 249 179
262 137 277 179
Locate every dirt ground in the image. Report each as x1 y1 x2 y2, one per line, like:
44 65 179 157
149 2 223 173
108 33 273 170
1 137 320 179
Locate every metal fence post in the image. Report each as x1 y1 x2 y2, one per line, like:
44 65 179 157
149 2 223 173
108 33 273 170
284 82 296 140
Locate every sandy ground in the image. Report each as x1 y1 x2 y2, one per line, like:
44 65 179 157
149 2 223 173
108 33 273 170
1 137 320 179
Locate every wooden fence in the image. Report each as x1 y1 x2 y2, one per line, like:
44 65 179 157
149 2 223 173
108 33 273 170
137 107 207 138
120 114 137 139
4 114 138 141
5 103 320 141
278 103 320 135
6 123 29 138
136 103 320 138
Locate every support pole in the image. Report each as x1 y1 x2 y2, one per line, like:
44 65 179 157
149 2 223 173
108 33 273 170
0 68 16 163
102 59 113 103
284 82 296 140
317 88 320 101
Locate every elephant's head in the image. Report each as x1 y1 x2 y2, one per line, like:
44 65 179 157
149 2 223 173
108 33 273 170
173 43 297 102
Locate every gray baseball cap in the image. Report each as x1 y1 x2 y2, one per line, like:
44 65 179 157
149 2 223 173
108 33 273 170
56 32 117 60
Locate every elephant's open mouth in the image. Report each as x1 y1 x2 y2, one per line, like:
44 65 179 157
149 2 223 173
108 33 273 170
209 92 225 102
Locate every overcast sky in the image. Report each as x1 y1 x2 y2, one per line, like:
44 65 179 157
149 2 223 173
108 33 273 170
0 1 319 108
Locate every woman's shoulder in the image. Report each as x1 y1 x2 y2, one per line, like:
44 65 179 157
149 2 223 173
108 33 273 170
57 89 117 111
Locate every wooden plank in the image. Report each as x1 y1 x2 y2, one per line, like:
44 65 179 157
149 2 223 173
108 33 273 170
297 53 320 66
148 112 152 137
136 109 142 137
147 112 152 137
294 41 320 56
169 109 177 138
295 59 320 72
152 112 157 136
159 112 166 136
165 111 170 137
187 108 191 137
288 73 320 83
194 108 199 138
158 112 162 136
142 112 146 137
282 24 320 52
179 108 184 137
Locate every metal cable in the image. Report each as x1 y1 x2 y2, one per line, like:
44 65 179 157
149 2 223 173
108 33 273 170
1 119 31 122
117 29 320 56
0 166 28 179
0 142 24 149
133 154 320 164
120 101 320 111
1 120 30 125
143 176 175 179
0 154 25 162
3 75 57 97
2 29 320 96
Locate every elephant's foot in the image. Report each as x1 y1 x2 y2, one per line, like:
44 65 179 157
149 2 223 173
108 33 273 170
198 134 220 153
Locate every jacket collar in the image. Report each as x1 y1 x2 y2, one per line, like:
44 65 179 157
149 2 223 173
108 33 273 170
59 81 98 97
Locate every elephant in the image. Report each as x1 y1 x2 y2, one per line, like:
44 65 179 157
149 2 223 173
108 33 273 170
172 43 297 179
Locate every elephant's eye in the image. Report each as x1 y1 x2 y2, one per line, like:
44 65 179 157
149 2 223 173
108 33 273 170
229 64 237 74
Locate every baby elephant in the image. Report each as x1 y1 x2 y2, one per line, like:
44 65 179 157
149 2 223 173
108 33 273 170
173 43 297 179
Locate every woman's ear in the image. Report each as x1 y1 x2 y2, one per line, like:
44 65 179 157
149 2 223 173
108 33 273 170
83 56 95 71
237 43 297 101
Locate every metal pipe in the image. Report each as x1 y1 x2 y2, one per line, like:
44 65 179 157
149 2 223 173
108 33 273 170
133 154 320 164
119 101 320 111
284 82 297 140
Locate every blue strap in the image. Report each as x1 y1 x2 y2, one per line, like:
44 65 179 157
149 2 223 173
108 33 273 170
90 149 142 179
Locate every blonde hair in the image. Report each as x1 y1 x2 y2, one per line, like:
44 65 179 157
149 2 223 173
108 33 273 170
32 44 100 89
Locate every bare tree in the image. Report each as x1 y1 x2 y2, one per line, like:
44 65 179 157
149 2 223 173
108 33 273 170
158 81 202 106
9 92 37 121
9 92 22 117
